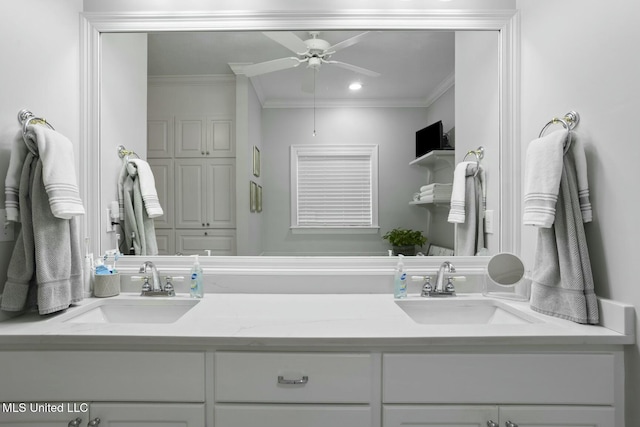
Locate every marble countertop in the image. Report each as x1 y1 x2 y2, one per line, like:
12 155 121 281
0 293 634 349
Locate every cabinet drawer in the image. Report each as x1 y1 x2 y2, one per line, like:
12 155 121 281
215 404 372 427
0 351 205 402
383 353 616 405
215 352 373 403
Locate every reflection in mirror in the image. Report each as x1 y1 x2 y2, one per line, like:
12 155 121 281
99 29 500 257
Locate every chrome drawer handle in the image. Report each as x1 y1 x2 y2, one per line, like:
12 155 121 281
277 375 308 385
505 422 518 427
487 421 498 427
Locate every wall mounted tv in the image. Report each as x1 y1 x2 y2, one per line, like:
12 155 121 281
415 120 452 158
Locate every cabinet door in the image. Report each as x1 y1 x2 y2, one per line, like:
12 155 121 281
175 159 207 228
147 117 174 158
499 406 615 427
204 158 236 228
154 228 176 255
384 405 498 427
175 116 207 157
176 229 236 255
207 118 235 157
148 158 174 229
215 404 371 427
89 403 205 426
0 405 86 426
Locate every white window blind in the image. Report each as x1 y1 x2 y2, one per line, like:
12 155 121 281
291 145 378 231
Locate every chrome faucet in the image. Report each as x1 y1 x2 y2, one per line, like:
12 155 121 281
139 261 162 292
422 260 456 297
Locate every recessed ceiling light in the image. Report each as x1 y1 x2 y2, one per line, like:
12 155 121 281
349 82 363 91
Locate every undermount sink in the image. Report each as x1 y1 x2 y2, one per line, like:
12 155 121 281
63 298 200 324
395 298 540 325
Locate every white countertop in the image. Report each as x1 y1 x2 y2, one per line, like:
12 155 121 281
0 293 634 349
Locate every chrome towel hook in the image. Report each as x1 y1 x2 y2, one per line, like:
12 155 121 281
463 146 484 178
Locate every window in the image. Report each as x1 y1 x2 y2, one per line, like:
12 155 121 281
290 145 379 232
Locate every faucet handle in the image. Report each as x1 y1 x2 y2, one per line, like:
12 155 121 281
163 276 184 297
444 277 456 293
132 275 152 292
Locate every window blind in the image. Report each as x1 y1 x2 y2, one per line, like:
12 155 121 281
293 146 377 228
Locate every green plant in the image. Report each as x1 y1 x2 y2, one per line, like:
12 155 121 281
382 228 427 247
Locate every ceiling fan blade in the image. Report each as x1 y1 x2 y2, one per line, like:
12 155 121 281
325 60 381 77
263 32 309 54
243 57 303 77
326 31 371 53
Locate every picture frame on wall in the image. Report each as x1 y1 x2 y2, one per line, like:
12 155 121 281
257 185 263 213
253 146 261 177
250 181 257 212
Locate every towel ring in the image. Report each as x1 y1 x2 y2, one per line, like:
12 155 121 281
463 146 484 178
538 111 580 152
117 145 140 160
17 109 56 156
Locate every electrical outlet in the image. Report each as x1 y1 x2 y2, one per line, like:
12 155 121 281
0 209 15 242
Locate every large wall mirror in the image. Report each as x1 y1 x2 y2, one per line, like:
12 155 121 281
80 10 519 269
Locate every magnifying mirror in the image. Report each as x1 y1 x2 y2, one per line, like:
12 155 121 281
483 252 530 301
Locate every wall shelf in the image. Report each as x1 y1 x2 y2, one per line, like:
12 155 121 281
409 150 455 170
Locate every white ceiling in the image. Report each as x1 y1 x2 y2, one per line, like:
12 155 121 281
147 30 455 108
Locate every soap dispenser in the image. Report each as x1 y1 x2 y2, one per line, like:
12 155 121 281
393 254 407 299
189 254 204 298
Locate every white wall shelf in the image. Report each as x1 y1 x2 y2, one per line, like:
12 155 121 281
409 150 455 170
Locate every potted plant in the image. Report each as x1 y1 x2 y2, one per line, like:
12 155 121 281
382 228 427 256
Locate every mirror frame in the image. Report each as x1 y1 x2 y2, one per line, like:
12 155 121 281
79 9 520 274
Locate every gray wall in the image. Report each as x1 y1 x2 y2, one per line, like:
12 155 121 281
517 0 640 423
261 106 431 255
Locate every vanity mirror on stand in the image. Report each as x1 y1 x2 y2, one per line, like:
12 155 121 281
79 8 519 273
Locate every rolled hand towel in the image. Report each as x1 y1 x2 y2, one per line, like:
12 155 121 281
523 129 567 227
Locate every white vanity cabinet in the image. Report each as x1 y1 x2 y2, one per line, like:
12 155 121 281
382 352 620 427
0 403 205 427
0 351 206 425
384 405 614 427
213 352 375 427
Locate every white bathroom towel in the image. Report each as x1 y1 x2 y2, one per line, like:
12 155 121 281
448 161 479 223
569 132 592 223
127 159 164 218
4 130 28 222
23 125 85 219
523 129 567 227
419 183 453 193
455 163 486 256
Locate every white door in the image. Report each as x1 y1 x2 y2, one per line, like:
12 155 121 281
89 403 205 426
383 405 499 427
175 116 207 157
175 159 207 228
499 406 616 427
204 158 236 228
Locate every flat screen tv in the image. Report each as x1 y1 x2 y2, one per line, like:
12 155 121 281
415 120 450 158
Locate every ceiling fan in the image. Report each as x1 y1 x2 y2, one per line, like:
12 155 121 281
243 31 381 79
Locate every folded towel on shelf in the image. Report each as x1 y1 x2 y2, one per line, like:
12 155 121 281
22 125 85 219
127 159 163 218
523 129 567 227
448 161 482 223
419 183 453 193
529 147 598 324
4 130 28 222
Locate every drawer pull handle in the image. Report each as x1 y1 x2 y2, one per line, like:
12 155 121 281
487 421 498 427
277 375 308 385
505 422 518 427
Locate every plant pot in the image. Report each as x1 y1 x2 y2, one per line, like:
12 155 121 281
393 245 416 256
